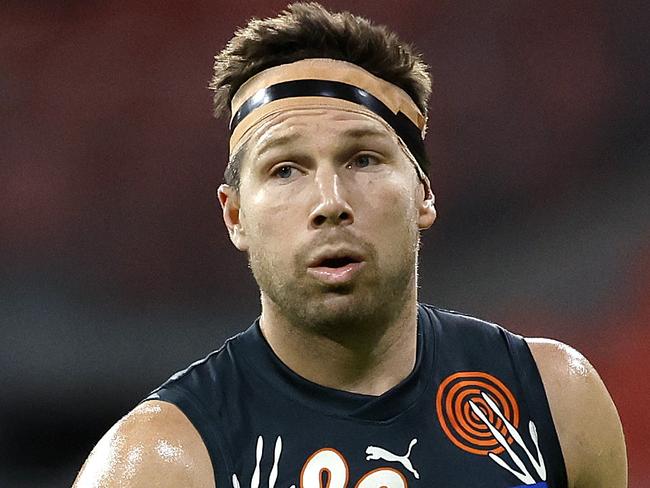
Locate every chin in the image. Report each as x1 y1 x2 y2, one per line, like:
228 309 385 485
299 291 385 332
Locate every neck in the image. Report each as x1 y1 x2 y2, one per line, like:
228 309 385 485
258 292 419 396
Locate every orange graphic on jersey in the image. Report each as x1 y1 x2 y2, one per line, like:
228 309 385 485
435 371 520 456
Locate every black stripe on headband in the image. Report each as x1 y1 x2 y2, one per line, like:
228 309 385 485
230 79 429 176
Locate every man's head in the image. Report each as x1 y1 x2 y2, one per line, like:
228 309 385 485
210 2 433 189
214 2 436 332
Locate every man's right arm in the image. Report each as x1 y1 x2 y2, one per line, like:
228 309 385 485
72 400 215 488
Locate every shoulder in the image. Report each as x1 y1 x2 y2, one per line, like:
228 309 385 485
526 338 627 488
73 400 215 488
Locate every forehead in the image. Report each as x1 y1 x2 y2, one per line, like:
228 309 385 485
246 108 399 155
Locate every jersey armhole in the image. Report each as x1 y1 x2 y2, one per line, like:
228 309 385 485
141 386 232 485
504 332 569 488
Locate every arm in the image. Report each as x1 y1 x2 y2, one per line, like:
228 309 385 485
526 338 627 488
72 400 215 488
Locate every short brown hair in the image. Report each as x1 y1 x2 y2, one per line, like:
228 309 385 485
211 2 432 188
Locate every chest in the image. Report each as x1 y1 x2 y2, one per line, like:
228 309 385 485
223 396 552 488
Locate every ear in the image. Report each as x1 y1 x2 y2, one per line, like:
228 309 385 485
217 184 249 252
416 178 437 230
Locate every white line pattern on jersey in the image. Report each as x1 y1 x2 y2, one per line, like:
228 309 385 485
469 392 547 485
232 436 284 488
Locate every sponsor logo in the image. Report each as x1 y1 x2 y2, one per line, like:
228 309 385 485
366 438 420 479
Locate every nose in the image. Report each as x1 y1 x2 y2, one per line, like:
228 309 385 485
309 167 354 229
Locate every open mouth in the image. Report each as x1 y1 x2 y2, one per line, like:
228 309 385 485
308 253 365 284
316 256 360 269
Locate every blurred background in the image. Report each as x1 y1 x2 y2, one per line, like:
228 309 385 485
1 0 648 486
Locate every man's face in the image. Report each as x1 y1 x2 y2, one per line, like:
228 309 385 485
219 108 436 332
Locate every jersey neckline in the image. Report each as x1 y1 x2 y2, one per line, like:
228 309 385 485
233 303 437 423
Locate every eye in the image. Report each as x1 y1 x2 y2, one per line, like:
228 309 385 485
271 164 298 179
346 153 380 169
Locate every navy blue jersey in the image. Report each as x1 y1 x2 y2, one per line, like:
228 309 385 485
144 304 567 488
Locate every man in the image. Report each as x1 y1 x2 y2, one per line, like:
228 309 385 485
73 3 627 487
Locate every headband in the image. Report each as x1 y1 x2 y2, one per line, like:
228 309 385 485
229 58 430 179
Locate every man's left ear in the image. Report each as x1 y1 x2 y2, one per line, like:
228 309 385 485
417 180 437 230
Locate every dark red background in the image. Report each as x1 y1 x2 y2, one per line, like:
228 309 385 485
1 1 648 486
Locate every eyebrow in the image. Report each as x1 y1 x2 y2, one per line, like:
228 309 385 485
339 126 391 140
254 125 391 157
254 132 302 157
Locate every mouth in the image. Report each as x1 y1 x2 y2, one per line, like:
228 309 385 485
313 256 361 268
307 253 366 285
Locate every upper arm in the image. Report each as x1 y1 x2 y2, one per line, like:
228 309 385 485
526 338 627 488
72 400 216 488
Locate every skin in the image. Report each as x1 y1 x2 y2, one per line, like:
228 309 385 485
73 107 627 487
528 339 628 487
223 109 435 394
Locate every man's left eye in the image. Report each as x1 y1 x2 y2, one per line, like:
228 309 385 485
348 154 378 169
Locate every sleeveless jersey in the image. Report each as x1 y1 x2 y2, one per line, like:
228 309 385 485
145 304 567 488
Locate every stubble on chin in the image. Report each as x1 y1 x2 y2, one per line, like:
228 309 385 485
248 235 418 338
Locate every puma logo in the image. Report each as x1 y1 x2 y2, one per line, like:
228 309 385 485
365 438 420 479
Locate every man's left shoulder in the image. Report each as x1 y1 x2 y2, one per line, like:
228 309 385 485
526 338 627 488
